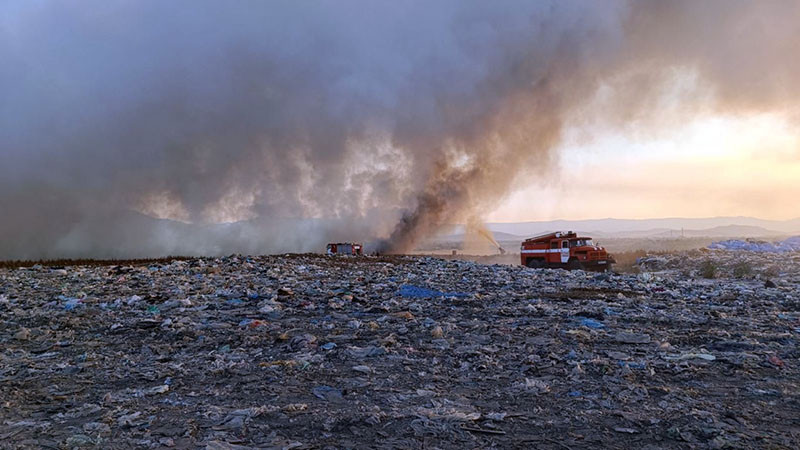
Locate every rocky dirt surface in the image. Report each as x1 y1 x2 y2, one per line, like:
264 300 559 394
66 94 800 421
1 253 799 449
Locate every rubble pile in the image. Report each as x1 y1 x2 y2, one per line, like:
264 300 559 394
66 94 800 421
637 249 800 280
1 254 798 448
709 237 800 253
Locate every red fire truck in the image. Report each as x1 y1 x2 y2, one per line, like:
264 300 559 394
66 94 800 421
520 231 614 271
326 242 363 256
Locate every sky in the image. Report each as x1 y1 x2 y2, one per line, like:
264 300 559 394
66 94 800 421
490 113 800 222
1 0 800 258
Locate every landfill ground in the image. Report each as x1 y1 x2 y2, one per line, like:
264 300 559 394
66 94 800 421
1 252 799 449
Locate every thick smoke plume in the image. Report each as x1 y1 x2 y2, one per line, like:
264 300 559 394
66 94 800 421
1 1 798 259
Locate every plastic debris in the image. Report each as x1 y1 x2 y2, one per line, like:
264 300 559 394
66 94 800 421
666 352 717 361
615 332 651 344
578 317 605 329
312 385 343 401
397 284 470 299
0 252 797 448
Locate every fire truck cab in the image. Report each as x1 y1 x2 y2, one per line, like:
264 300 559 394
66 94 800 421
520 231 614 271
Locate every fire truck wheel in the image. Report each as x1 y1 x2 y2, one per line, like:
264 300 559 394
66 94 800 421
567 258 582 270
526 258 544 269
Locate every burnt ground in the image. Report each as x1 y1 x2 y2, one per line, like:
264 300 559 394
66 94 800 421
1 253 798 449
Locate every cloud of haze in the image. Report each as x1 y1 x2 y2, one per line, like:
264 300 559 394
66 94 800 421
1 0 798 259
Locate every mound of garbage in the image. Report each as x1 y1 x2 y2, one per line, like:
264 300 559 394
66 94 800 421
1 254 798 448
636 248 800 279
709 236 800 253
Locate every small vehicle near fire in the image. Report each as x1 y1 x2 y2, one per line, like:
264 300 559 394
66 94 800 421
326 242 363 256
520 231 614 271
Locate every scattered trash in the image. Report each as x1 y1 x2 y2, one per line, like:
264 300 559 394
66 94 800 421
117 411 142 427
615 332 651 344
352 365 372 374
709 236 800 253
578 317 605 329
637 247 800 279
13 327 30 341
460 424 506 435
312 385 343 402
146 384 170 395
618 361 647 370
63 297 82 310
666 352 716 361
485 412 507 420
397 284 470 299
767 355 785 368
0 252 797 447
606 351 630 361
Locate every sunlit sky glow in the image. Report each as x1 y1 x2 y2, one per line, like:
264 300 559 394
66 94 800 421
489 113 800 222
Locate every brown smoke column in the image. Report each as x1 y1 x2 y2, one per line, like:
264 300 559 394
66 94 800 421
381 0 800 253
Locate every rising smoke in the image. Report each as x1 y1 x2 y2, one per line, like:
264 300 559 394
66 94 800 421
1 1 798 259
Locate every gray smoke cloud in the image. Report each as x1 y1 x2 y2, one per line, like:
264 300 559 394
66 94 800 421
1 0 798 259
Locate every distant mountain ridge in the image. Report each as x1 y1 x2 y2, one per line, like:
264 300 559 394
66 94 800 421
432 231 525 242
484 216 800 238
